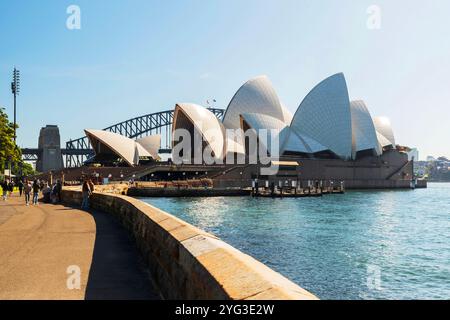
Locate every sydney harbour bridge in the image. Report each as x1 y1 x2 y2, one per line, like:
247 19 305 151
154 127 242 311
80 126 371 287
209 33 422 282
21 108 225 169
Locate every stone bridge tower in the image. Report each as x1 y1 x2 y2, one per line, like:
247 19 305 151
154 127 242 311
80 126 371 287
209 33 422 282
36 125 63 172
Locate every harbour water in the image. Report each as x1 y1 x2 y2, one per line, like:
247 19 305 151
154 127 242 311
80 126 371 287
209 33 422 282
141 183 450 300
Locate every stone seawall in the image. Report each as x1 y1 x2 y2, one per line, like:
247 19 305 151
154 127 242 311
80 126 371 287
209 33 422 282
61 189 318 300
128 187 249 197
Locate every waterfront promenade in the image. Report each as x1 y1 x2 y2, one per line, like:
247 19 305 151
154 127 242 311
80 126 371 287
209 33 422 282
0 193 159 300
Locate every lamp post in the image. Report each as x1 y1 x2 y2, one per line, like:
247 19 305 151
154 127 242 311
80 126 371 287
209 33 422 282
206 99 217 109
11 68 20 144
6 156 12 181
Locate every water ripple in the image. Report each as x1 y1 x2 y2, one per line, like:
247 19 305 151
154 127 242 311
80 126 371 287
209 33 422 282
141 183 450 300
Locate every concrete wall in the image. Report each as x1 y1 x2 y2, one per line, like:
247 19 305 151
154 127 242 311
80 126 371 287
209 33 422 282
61 189 317 300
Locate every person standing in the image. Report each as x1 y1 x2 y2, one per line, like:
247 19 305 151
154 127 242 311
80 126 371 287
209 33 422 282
81 179 92 209
18 180 24 197
8 180 14 197
1 180 8 201
54 180 62 202
42 183 51 203
32 180 40 205
24 180 32 206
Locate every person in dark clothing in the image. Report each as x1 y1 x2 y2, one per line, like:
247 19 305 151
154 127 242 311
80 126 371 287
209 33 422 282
8 181 14 196
18 180 24 196
1 180 8 200
55 180 62 202
32 180 40 205
24 180 32 205
50 180 62 203
81 179 93 209
42 183 51 203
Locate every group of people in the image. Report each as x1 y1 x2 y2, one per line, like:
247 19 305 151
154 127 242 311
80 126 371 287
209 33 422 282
1 178 62 206
2 176 96 210
1 180 15 201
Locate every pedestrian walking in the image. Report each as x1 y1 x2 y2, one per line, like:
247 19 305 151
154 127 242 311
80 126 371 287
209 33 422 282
32 180 40 205
8 180 14 197
18 180 24 196
1 180 8 201
24 180 32 206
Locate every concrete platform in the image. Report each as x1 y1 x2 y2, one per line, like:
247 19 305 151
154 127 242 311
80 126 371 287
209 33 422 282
0 193 160 300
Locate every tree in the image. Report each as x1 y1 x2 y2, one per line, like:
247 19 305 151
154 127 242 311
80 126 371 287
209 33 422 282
0 107 35 178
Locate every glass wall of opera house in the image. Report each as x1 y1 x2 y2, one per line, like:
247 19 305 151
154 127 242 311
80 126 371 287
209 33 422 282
83 73 417 189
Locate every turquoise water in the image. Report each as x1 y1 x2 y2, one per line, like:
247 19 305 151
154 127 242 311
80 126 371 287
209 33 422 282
141 183 450 300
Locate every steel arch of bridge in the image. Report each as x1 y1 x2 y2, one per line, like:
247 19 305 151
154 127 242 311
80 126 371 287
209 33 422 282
65 108 225 168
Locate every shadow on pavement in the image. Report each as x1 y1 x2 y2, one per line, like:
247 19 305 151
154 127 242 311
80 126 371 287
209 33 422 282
67 205 160 300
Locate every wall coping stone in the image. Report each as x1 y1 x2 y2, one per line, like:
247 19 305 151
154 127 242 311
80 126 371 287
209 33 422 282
61 188 318 300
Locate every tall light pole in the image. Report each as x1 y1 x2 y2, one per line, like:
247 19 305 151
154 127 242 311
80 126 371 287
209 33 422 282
11 67 20 144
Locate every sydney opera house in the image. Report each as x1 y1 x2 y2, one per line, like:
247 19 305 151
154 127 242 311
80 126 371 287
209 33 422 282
85 73 414 189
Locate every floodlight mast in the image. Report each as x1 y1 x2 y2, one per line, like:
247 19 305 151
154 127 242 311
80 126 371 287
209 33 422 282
11 67 20 144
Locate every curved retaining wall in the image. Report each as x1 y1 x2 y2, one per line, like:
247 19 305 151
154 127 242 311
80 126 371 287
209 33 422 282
61 190 318 300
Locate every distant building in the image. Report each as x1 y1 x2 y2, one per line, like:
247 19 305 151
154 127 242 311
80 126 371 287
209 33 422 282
173 73 396 162
84 72 415 188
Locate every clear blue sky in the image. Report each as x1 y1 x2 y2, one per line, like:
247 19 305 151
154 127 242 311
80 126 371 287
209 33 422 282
0 0 449 160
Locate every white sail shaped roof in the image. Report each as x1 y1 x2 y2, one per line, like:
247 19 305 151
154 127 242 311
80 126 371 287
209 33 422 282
241 113 287 132
225 138 245 156
223 75 292 130
173 103 226 160
240 113 328 155
281 128 311 154
85 129 153 166
376 132 393 148
240 113 288 154
280 103 293 124
290 73 353 159
169 73 398 162
350 100 382 158
373 116 396 147
282 128 328 154
136 135 161 160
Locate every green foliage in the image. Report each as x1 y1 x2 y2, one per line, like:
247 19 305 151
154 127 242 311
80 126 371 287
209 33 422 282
0 107 35 178
21 162 36 176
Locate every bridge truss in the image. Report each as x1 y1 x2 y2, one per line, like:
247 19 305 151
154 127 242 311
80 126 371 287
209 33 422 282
64 108 225 168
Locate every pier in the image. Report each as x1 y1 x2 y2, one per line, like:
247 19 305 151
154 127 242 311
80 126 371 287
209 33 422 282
251 180 345 198
127 179 345 198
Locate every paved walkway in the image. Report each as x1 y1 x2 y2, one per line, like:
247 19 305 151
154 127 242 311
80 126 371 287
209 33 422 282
0 192 160 300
